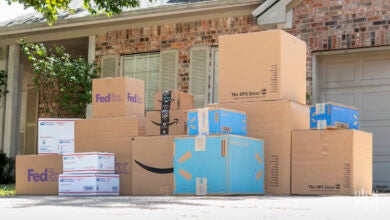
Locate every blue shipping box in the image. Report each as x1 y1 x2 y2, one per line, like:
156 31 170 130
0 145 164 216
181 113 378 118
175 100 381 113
174 134 264 195
187 108 247 136
310 102 359 129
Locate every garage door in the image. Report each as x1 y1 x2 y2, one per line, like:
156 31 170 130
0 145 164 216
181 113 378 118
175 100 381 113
317 49 390 192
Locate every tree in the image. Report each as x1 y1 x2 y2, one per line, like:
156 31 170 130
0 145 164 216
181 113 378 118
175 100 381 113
6 0 144 26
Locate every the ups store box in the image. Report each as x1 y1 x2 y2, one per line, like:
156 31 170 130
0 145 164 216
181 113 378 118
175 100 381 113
92 77 145 118
155 90 194 110
214 100 309 195
16 154 63 195
218 30 306 104
146 110 187 135
292 129 372 196
132 136 176 195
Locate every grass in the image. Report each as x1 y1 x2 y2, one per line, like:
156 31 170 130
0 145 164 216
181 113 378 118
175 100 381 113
0 184 16 196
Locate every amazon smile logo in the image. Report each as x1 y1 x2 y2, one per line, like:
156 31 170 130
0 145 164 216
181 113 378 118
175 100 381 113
134 160 173 174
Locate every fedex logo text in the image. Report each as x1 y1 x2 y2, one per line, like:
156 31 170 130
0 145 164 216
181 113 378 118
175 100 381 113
95 93 122 103
27 168 60 182
127 93 143 104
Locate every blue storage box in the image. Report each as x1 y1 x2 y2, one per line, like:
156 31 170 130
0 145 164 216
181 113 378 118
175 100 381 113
310 102 359 129
187 108 247 136
174 134 264 195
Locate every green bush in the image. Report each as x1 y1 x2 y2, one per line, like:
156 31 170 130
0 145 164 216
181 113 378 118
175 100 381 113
0 150 15 184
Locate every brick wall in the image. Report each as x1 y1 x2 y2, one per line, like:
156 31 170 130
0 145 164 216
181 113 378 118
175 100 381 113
95 15 262 92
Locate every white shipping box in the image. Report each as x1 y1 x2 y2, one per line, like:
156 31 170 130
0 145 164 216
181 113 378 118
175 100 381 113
38 118 79 154
63 152 115 174
58 173 119 196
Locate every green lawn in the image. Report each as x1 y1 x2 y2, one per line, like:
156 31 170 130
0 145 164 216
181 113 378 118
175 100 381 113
0 184 15 196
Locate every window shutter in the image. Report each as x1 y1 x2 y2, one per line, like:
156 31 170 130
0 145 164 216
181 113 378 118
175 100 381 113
101 55 119 77
190 46 210 108
160 49 178 91
211 47 219 103
24 85 38 154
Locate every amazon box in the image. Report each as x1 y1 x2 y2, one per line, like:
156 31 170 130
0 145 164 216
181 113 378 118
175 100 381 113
132 136 176 195
310 102 359 129
145 110 187 135
213 100 309 195
155 90 194 110
92 77 144 118
218 30 306 104
292 129 372 196
16 154 63 195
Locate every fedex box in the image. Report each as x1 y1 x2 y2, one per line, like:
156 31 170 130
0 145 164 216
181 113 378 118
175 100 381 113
292 129 372 196
187 108 247 136
155 90 194 110
218 30 306 104
174 135 264 195
59 173 119 196
16 154 63 195
310 102 359 129
92 77 144 118
63 152 115 174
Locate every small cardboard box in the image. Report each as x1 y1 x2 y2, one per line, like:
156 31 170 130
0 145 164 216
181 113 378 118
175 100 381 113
92 77 145 118
174 135 264 195
155 90 194 110
16 154 63 195
310 102 359 129
292 129 372 196
213 100 310 195
132 136 176 195
59 173 119 196
145 110 187 135
187 108 247 136
218 29 306 104
62 152 115 174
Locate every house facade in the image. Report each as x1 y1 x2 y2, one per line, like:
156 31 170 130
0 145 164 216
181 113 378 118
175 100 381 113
1 0 390 191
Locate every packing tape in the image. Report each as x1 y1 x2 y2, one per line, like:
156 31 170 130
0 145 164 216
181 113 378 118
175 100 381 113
197 108 209 135
315 103 326 115
317 120 327 129
196 177 207 196
195 135 206 151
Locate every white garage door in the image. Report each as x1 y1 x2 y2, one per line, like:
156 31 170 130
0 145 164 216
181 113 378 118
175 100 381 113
317 49 390 192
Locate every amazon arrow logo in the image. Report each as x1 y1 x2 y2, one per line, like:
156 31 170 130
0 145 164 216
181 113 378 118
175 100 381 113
151 118 179 127
134 160 173 174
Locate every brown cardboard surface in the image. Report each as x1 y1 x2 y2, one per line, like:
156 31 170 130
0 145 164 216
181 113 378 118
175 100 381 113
75 137 133 195
92 77 145 118
16 154 63 195
132 136 177 195
154 90 194 110
145 110 187 136
213 100 309 195
75 116 145 140
291 129 372 196
218 30 306 104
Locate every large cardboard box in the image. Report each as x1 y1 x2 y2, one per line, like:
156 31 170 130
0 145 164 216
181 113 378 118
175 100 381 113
155 90 194 110
75 138 132 195
132 136 175 195
174 135 264 195
92 77 145 118
16 154 63 195
62 152 115 174
214 100 310 195
145 110 187 135
310 102 359 129
187 108 247 136
218 30 306 104
291 129 372 196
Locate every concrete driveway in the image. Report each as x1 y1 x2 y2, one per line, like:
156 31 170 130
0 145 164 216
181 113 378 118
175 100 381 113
1 194 389 220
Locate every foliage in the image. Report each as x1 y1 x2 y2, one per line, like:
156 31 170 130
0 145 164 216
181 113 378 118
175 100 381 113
20 40 99 118
5 0 145 26
0 184 15 196
0 150 15 185
0 70 8 99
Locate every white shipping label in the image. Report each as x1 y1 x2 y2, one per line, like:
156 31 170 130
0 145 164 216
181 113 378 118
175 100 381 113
196 177 207 196
315 103 326 115
195 135 206 151
197 108 209 135
317 120 327 129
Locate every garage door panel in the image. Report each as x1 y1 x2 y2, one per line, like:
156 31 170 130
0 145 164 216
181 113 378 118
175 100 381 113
362 58 390 81
319 91 356 107
324 60 355 83
361 91 390 120
360 125 390 154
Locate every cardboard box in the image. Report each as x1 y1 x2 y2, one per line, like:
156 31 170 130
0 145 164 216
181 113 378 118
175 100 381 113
62 152 115 174
16 154 63 195
92 77 145 118
155 90 194 110
291 129 372 196
187 108 247 136
174 134 264 195
38 118 79 154
310 102 359 129
218 30 306 104
59 173 119 196
132 136 176 195
213 100 309 195
145 110 187 135
75 138 133 195
75 116 145 140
